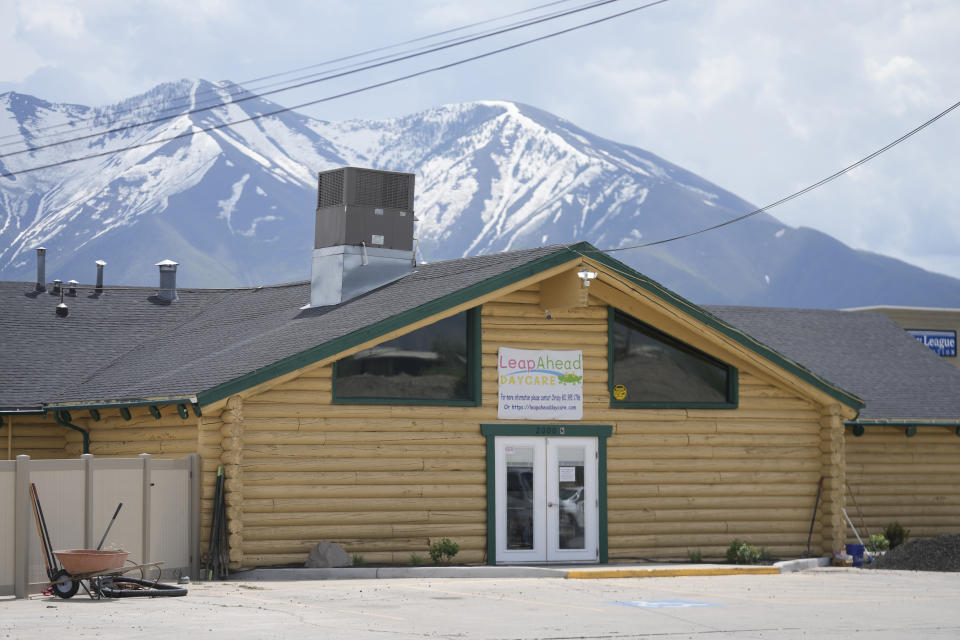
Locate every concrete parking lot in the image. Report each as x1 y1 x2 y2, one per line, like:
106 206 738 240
3 568 960 639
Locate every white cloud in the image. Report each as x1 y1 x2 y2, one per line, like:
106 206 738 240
18 1 87 39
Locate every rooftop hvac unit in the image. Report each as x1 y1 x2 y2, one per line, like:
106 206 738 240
315 167 415 251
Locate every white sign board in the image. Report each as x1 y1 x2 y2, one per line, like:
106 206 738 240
497 347 583 420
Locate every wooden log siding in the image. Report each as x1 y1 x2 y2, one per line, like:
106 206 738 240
227 283 841 566
819 404 846 555
1 414 69 459
845 425 960 541
2 407 201 460
219 396 245 568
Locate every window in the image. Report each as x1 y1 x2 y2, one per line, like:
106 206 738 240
609 309 737 408
333 308 480 405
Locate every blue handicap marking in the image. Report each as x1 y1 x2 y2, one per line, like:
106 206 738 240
609 600 721 609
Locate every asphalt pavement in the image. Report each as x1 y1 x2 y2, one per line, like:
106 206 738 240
3 565 960 639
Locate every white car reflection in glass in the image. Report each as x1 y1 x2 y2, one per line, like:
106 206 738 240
559 486 585 549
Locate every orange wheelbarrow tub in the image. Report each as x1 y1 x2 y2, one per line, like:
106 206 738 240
53 550 129 574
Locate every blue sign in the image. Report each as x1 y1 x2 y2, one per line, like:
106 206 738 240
609 600 720 609
908 330 957 357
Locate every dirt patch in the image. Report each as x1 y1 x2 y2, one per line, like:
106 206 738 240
867 533 960 572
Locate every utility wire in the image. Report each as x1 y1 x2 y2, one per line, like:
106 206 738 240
0 0 583 148
584 97 960 254
0 0 669 179
0 0 627 159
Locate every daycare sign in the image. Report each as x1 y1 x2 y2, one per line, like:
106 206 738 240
497 347 583 420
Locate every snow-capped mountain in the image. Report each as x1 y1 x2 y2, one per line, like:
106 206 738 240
3 79 960 308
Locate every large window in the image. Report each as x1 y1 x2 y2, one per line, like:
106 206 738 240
333 308 480 405
609 309 737 408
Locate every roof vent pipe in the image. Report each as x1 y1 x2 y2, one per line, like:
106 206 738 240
67 280 78 296
55 287 68 317
52 279 62 295
95 260 106 294
156 259 179 302
35 247 46 292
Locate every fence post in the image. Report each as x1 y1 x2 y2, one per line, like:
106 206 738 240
187 453 201 580
82 453 94 549
140 453 152 564
14 455 30 599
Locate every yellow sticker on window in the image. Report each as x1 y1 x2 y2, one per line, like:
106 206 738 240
613 384 627 401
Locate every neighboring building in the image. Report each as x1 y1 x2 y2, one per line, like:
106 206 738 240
847 306 960 367
2 168 959 568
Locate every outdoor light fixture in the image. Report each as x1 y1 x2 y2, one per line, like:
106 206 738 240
577 269 598 286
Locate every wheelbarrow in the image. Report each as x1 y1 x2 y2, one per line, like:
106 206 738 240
48 550 173 599
30 484 187 599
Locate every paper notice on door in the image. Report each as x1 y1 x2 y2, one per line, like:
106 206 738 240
559 466 576 482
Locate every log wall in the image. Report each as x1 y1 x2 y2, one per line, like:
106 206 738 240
230 282 838 567
1 414 68 459
845 425 960 541
0 407 199 460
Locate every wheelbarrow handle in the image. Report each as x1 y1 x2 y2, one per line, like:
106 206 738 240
96 503 123 551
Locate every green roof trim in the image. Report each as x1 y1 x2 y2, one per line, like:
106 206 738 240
45 398 198 411
196 244 590 407
193 242 863 411
574 247 864 411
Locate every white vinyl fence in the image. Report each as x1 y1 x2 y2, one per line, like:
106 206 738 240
1 453 200 598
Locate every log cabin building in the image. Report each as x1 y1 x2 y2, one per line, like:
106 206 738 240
3 167 960 567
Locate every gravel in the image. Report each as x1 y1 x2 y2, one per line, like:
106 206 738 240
866 533 960 572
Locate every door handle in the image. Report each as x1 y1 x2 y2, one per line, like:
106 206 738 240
547 502 557 507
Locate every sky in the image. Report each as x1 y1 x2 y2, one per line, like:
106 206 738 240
3 0 959 279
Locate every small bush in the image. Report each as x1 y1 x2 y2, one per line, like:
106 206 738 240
410 553 425 565
429 537 460 564
351 553 364 566
726 539 768 565
687 549 703 563
868 533 889 552
884 522 910 549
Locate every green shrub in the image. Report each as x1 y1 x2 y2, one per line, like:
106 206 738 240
429 538 460 564
726 539 767 565
687 549 703 563
868 533 889 552
884 522 909 549
410 553 425 565
351 553 364 566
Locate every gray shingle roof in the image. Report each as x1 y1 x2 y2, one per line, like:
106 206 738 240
706 306 960 421
4 243 956 422
1 244 574 410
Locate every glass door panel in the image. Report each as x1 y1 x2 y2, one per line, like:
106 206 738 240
547 438 597 562
495 438 545 563
505 446 535 550
556 446 585 550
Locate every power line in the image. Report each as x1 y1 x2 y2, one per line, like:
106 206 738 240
0 0 584 149
0 0 627 160
0 0 670 179
583 97 960 254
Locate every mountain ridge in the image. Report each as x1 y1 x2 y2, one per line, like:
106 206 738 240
2 79 959 308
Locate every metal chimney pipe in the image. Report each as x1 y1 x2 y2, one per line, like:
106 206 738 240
67 280 78 296
95 260 106 294
52 279 62 295
35 247 46 292
155 259 179 302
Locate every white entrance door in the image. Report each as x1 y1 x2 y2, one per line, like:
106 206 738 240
494 436 598 563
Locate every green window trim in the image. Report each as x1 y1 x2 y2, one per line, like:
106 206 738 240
481 423 611 566
607 308 739 409
332 307 482 406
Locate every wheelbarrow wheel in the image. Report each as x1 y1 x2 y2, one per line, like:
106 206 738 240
51 569 79 599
